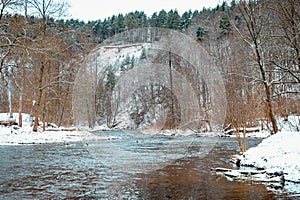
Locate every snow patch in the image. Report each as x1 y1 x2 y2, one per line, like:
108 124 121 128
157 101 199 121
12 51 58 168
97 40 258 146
240 131 300 183
0 113 119 145
228 131 300 194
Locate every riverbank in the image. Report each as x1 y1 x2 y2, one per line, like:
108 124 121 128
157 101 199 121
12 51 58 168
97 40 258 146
1 112 299 196
0 113 121 145
0 112 284 145
214 131 300 195
240 131 300 183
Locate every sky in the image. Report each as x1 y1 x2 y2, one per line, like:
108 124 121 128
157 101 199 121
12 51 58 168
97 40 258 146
66 0 221 22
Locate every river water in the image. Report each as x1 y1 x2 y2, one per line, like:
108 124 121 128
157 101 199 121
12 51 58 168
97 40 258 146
0 130 295 199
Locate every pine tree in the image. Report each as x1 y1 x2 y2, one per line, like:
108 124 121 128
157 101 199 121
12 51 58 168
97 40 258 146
158 10 168 28
167 10 180 29
230 0 236 8
124 54 131 65
196 26 208 41
180 10 192 30
120 54 131 71
140 48 147 60
220 1 227 12
106 67 116 90
219 13 231 35
150 12 159 27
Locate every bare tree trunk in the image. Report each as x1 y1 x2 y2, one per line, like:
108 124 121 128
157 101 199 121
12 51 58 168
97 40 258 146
24 0 28 18
254 42 278 134
42 100 46 131
33 62 45 132
7 78 13 118
265 83 278 134
18 83 23 127
236 1 279 134
168 51 175 129
58 100 65 127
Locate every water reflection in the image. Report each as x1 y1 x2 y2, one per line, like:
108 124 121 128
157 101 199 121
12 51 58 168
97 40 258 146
0 132 296 199
136 145 275 199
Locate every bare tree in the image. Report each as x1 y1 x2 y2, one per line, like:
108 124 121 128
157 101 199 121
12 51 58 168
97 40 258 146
21 0 71 131
0 0 23 20
27 0 69 33
233 0 279 134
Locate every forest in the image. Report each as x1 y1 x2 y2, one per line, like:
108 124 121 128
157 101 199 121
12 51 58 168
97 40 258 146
0 0 299 133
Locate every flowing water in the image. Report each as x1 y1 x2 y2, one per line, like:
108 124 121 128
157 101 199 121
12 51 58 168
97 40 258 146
0 130 296 199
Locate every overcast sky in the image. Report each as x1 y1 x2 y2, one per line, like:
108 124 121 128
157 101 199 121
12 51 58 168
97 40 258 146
66 0 221 22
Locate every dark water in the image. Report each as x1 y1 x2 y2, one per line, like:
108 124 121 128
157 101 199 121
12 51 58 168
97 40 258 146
0 131 296 199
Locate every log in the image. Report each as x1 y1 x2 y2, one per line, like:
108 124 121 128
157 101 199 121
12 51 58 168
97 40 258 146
225 127 261 135
0 119 17 126
46 127 76 131
211 167 232 172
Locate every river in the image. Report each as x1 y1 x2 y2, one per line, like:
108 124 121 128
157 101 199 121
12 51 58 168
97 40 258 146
0 130 295 199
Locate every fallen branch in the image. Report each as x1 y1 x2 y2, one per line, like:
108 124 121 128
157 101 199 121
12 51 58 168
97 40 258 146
225 127 261 135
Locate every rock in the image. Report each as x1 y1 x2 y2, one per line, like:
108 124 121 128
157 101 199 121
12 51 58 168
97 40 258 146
238 169 266 175
267 170 284 177
224 171 241 178
211 167 232 172
256 166 265 170
230 155 242 167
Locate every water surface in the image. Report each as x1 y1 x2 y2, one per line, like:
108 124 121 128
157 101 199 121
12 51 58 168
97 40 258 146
0 131 296 199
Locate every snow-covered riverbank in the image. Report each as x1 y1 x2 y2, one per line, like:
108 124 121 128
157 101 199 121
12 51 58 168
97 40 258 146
0 113 120 145
240 131 300 184
214 131 300 195
211 116 300 195
0 127 82 145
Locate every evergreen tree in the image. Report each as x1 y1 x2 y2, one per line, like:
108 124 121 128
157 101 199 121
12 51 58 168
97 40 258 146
196 26 208 41
230 0 236 8
120 54 131 71
124 54 131 65
220 1 227 12
158 10 168 28
180 10 192 30
150 12 159 27
140 48 147 60
167 10 180 29
106 67 116 90
117 14 125 32
138 11 147 27
219 13 231 35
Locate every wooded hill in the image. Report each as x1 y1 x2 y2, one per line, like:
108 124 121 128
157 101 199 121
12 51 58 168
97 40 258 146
0 0 299 132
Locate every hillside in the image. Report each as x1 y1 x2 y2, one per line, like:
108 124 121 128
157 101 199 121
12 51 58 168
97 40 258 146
0 0 299 132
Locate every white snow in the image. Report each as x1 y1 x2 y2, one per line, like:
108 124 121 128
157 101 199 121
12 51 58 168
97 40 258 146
223 129 271 138
278 115 300 132
97 43 151 73
240 131 300 183
232 131 300 194
0 113 118 145
1 112 300 195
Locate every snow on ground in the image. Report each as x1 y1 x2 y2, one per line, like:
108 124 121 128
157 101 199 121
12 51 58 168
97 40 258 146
220 131 300 195
2 112 300 193
212 116 300 194
240 131 300 183
0 127 83 145
142 128 271 138
97 43 151 76
278 115 300 132
0 113 118 145
223 129 270 138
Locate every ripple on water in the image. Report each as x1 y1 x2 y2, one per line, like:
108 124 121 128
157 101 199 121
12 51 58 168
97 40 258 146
0 133 297 199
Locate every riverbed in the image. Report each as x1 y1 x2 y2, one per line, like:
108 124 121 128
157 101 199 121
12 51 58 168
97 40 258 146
0 130 295 199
